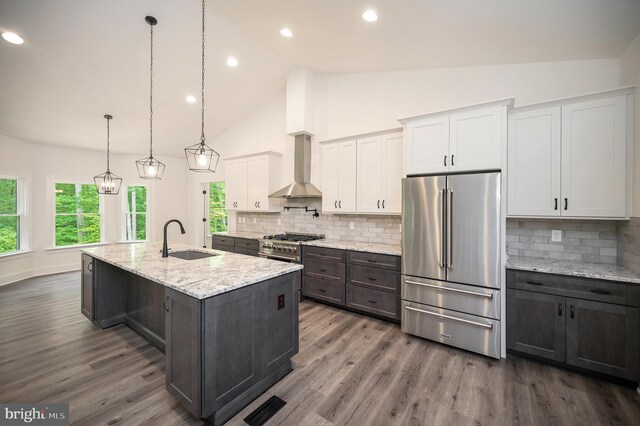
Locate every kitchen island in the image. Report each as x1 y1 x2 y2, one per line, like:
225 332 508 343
80 242 303 425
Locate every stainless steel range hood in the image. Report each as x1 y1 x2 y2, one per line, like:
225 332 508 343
269 134 322 198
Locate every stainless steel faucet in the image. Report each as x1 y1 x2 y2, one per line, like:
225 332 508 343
162 219 186 257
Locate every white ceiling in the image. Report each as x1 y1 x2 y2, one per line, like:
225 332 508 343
1 0 639 158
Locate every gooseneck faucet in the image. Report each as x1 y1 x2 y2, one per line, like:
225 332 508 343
162 219 186 258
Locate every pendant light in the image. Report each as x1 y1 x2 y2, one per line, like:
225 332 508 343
184 0 220 173
94 115 123 195
136 16 166 179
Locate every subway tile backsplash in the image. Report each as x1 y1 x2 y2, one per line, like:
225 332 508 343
618 217 640 275
506 219 619 264
235 199 402 245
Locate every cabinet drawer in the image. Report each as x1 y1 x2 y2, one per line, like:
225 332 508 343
212 244 234 253
402 300 500 359
235 238 258 250
212 236 235 248
235 247 258 257
304 246 346 262
348 264 400 293
305 258 345 282
303 277 345 305
507 270 639 307
347 251 400 271
346 285 399 320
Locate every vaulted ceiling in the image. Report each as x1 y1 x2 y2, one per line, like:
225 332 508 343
1 0 639 158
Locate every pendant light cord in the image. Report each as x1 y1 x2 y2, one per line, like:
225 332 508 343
200 0 206 144
149 21 154 158
106 116 111 172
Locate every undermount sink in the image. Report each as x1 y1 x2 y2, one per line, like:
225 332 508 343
168 250 217 260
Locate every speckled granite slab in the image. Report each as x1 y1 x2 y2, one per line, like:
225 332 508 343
506 257 640 285
82 242 302 299
212 231 265 240
302 240 401 256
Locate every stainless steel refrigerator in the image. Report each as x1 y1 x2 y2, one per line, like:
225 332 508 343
401 172 502 358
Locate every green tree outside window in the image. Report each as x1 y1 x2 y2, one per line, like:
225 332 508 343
209 182 228 233
0 178 19 254
126 186 147 241
55 183 101 247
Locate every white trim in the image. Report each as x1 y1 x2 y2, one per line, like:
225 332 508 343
511 85 636 114
0 249 33 260
45 242 108 252
398 97 515 123
121 183 151 242
0 174 28 252
116 240 149 244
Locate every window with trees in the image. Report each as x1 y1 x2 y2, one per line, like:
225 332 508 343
125 185 147 241
209 181 227 233
55 183 101 247
0 178 21 254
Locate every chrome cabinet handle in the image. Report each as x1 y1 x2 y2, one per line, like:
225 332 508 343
405 306 493 329
447 188 453 269
404 279 493 298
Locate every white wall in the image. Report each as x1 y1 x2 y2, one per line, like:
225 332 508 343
187 59 622 241
0 134 188 285
620 34 640 216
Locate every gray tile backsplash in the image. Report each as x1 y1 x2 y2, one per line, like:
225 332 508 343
618 217 640 274
506 219 619 264
235 199 402 244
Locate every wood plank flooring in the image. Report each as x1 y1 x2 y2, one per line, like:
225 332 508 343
1 272 639 425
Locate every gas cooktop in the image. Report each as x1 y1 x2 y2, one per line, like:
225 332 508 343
262 233 324 243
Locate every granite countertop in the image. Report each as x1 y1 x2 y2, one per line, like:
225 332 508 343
82 242 303 299
302 239 401 256
212 231 266 240
506 257 640 285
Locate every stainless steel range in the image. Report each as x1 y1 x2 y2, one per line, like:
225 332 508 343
259 232 325 263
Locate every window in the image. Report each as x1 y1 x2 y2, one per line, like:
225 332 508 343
55 183 101 247
209 181 228 233
125 185 147 241
0 178 20 254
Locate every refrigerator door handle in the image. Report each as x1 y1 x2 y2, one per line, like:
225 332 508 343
404 279 494 298
447 188 453 269
439 189 446 268
405 306 493 329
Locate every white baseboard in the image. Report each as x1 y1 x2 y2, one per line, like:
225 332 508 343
0 264 80 287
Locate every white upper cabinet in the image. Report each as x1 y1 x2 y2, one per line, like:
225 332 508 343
561 96 627 218
508 107 562 216
507 88 633 219
450 107 502 171
321 140 356 213
405 114 449 175
357 132 403 214
225 152 282 212
401 99 511 175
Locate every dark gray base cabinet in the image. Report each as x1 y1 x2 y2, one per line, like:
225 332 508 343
507 270 640 382
81 257 126 328
211 236 259 257
165 272 300 425
80 254 94 320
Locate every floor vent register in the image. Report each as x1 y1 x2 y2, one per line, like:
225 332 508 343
243 395 287 426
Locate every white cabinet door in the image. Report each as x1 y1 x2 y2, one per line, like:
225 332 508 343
357 136 383 213
561 96 627 217
321 143 341 212
338 140 357 213
405 114 449 175
225 158 247 211
508 107 561 216
254 155 273 211
381 133 404 214
246 156 260 211
450 107 502 172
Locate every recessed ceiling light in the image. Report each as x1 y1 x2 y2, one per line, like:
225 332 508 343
280 28 293 38
362 10 378 22
226 56 238 67
186 95 197 103
2 32 24 45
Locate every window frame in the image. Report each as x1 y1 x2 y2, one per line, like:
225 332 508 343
122 184 150 242
207 180 228 236
51 179 105 249
0 175 27 256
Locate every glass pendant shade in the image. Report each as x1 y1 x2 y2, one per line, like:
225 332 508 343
135 156 166 179
94 114 122 195
185 141 219 173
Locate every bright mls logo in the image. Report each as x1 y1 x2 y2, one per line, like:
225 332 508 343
1 404 68 425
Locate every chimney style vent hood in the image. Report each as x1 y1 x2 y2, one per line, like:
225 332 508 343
269 134 322 198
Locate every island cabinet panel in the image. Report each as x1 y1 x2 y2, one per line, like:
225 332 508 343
92 259 126 329
125 274 165 351
80 254 94 320
165 287 202 419
506 269 640 382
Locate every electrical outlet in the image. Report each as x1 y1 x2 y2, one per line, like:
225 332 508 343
238 216 241 223
277 218 282 225
253 218 257 224
349 221 355 230
551 230 562 242
242 217 246 223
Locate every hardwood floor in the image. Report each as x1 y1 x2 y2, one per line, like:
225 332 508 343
1 272 639 425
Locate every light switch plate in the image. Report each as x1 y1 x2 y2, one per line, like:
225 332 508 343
551 230 562 242
277 218 282 225
349 221 355 230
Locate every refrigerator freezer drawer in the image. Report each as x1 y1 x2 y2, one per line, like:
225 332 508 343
401 301 500 359
402 275 500 319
